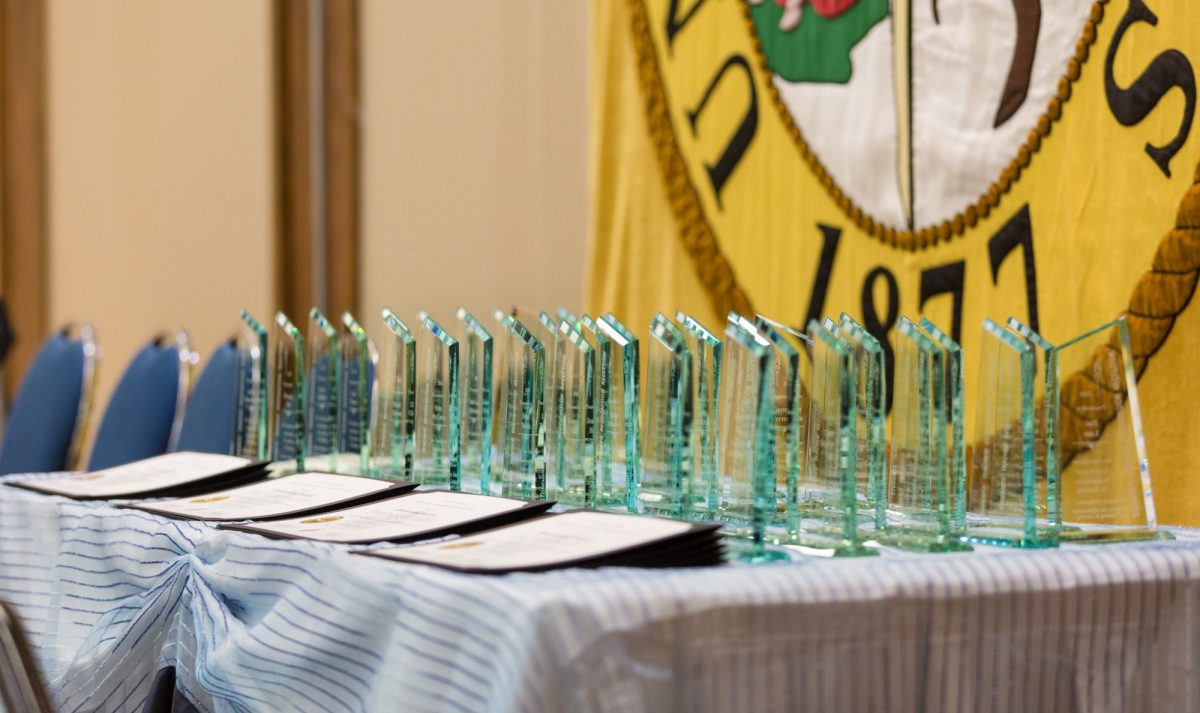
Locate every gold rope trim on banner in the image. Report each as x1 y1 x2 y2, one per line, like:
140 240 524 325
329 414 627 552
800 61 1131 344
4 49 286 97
741 0 1107 250
625 0 755 320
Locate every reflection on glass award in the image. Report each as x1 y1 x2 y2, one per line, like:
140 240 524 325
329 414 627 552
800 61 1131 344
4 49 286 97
414 311 460 490
1019 316 1166 542
592 313 640 512
676 312 721 518
370 309 415 480
837 314 887 529
269 312 306 471
338 312 374 475
495 316 546 500
797 319 875 556
966 318 1056 547
880 317 970 552
754 315 811 541
235 310 269 461
919 317 968 535
306 308 340 472
456 308 493 495
716 317 786 561
551 318 597 507
640 313 691 518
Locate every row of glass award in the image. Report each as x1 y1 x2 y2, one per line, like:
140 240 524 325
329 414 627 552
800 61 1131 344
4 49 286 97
230 305 1164 561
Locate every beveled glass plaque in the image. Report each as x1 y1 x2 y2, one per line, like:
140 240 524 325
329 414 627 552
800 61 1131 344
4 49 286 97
676 312 721 518
268 312 306 470
640 313 691 518
338 312 374 475
966 318 1056 547
716 317 786 561
370 308 415 480
234 310 269 461
1017 316 1165 542
456 308 493 495
837 314 887 528
919 317 968 534
753 314 811 541
592 313 640 512
306 308 340 472
550 318 597 507
413 311 460 489
494 316 546 500
880 317 970 552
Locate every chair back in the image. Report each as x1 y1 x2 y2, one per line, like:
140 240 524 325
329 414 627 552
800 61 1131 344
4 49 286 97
174 340 238 454
87 330 192 471
0 325 96 475
0 601 51 713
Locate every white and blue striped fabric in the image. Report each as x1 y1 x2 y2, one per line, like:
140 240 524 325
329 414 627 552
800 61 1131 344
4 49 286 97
1 475 1199 713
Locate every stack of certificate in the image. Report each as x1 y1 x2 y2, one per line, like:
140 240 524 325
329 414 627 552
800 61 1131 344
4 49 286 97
8 452 270 500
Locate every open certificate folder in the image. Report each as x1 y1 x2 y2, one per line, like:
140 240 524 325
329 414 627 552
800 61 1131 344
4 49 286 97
360 510 725 573
6 452 269 500
125 472 416 522
222 491 554 544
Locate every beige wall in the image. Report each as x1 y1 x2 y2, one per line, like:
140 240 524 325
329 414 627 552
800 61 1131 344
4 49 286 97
46 0 275 455
359 1 590 337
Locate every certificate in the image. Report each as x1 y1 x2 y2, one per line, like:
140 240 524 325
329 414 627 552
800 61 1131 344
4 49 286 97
125 472 416 522
361 510 723 573
7 452 267 500
222 490 553 544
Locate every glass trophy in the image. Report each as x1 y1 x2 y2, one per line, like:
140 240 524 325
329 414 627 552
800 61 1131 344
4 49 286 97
676 312 721 518
456 308 493 495
370 308 415 481
1014 316 1165 542
753 314 811 542
338 312 374 475
838 314 887 529
797 319 876 556
592 313 640 512
494 315 546 499
413 311 460 489
234 310 268 461
550 318 597 507
268 311 306 471
306 308 340 472
880 317 970 552
966 318 1057 547
716 317 787 561
537 311 566 492
919 317 969 536
640 313 692 518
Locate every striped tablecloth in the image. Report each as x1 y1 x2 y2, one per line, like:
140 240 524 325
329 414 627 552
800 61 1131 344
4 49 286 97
1 475 1198 713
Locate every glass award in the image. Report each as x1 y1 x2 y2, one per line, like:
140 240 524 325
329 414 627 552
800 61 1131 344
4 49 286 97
880 317 970 552
919 317 969 536
550 318 597 507
370 309 415 481
537 311 566 493
640 313 692 518
234 310 269 461
796 319 876 556
716 317 787 561
306 308 340 472
338 312 374 475
753 315 811 541
676 312 721 518
592 313 640 512
413 311 460 490
1014 316 1165 542
494 316 546 499
966 318 1057 547
268 312 306 471
456 308 493 495
837 314 887 529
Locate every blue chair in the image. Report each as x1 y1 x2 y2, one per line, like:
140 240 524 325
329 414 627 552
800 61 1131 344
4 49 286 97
87 331 192 471
0 326 96 475
174 340 238 455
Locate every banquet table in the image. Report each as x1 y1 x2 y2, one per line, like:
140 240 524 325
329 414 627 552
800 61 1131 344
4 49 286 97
2 475 1199 713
